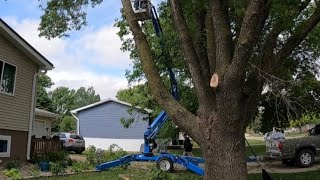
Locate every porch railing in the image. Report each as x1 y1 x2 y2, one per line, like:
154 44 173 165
30 138 62 159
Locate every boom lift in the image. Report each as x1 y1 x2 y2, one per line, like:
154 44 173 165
96 0 205 176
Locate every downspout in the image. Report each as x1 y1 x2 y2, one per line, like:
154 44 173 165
26 69 47 160
71 112 80 135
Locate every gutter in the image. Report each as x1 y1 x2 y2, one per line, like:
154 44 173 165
26 70 47 160
71 111 80 135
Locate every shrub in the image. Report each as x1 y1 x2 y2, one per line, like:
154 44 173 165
50 162 65 175
85 146 97 165
47 151 69 163
2 168 22 179
102 144 128 163
34 151 70 167
71 161 91 173
85 144 128 166
4 160 22 169
33 154 49 164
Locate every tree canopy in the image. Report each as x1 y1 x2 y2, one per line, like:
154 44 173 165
37 0 320 179
36 76 101 132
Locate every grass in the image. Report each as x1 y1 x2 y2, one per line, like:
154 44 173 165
285 132 307 137
246 139 265 145
249 171 320 180
35 168 202 180
35 168 320 180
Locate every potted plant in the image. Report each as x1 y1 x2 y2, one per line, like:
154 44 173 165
37 154 50 172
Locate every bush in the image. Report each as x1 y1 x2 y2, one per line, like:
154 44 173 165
71 161 91 173
47 151 69 163
34 151 70 168
2 168 22 179
85 144 128 166
4 160 22 169
33 154 49 164
102 144 128 163
50 162 65 175
85 146 97 165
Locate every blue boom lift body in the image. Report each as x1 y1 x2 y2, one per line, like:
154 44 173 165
96 1 205 176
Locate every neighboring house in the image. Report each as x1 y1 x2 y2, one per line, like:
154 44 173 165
0 18 54 161
71 98 150 151
32 108 57 139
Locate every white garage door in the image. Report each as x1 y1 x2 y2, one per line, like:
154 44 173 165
33 120 45 138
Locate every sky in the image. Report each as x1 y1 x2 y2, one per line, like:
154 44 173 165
0 0 161 99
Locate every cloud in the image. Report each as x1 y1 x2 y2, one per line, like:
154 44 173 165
73 25 131 68
2 17 130 99
47 71 128 98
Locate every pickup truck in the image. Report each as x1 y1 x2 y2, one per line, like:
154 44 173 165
266 125 320 168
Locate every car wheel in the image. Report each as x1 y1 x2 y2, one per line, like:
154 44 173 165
296 149 314 168
156 157 173 172
282 159 295 166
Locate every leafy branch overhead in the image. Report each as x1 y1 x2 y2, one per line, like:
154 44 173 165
38 0 103 39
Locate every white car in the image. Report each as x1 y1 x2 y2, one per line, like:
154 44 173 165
265 131 285 158
57 132 86 154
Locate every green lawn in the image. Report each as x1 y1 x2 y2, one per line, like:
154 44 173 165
285 131 307 137
35 168 202 180
249 171 320 180
36 168 320 180
246 139 265 145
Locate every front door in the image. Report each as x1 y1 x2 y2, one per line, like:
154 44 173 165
33 120 45 138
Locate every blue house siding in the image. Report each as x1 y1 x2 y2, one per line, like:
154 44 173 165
78 101 148 139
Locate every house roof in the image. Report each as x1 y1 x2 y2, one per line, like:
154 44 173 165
71 98 152 114
0 18 54 70
35 108 57 119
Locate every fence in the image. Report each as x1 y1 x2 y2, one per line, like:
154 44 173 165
30 138 62 159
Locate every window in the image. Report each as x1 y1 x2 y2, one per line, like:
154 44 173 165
70 135 83 140
59 134 66 138
0 135 11 157
0 60 17 95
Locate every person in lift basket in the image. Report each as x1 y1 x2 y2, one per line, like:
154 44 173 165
183 134 194 156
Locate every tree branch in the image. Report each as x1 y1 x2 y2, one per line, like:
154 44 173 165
226 0 270 80
121 0 201 140
260 0 312 71
275 5 320 64
205 11 216 74
194 8 211 83
209 0 233 74
169 0 215 113
243 70 264 125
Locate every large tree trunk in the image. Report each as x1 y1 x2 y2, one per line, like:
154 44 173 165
198 80 248 180
202 130 247 180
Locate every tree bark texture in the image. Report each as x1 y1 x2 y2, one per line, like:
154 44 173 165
121 0 320 179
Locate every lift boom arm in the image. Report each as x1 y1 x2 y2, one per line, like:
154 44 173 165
142 5 179 155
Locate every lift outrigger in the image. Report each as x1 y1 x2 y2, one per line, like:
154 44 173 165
96 0 205 176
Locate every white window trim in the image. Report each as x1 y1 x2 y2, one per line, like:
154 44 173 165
0 135 11 157
0 59 17 96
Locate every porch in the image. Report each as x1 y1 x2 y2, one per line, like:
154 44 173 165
30 138 63 159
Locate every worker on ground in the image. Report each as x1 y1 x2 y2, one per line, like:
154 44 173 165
183 134 194 156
